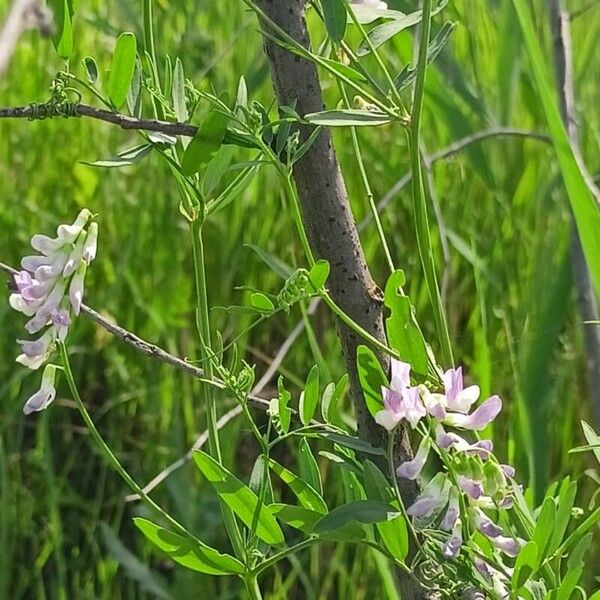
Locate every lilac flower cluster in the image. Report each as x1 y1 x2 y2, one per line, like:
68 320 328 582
376 359 522 587
9 210 97 414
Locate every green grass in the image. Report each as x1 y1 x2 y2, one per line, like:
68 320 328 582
1 0 599 597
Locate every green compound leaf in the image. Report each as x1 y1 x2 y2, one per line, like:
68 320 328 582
384 270 429 377
363 461 408 561
109 33 137 109
356 344 387 418
269 504 323 534
322 0 347 43
268 459 328 514
313 500 399 534
304 109 392 127
133 518 244 575
182 109 230 176
193 451 284 546
299 365 320 425
512 541 538 591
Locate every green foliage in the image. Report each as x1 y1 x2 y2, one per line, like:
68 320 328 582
193 451 284 546
2 0 600 597
109 33 138 109
134 518 245 575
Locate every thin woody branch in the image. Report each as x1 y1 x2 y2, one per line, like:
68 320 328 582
0 103 198 137
0 259 271 412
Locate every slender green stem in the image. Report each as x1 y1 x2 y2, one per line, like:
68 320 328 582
342 0 406 112
244 574 263 600
58 343 195 540
320 291 402 360
409 0 453 366
339 83 395 274
387 431 420 548
190 219 245 559
282 171 316 266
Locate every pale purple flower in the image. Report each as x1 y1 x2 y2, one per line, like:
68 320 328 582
444 395 502 431
474 557 493 582
500 464 515 478
13 270 33 292
498 495 514 510
492 535 523 558
443 367 481 414
16 329 55 369
473 509 503 538
375 360 425 430
63 231 87 277
434 424 493 459
30 234 64 255
9 293 40 316
457 475 484 500
83 222 98 263
401 385 426 428
51 308 71 341
375 387 404 431
25 280 67 334
396 437 430 480
422 388 447 419
23 364 57 415
407 496 437 517
56 209 92 244
407 474 447 518
389 358 411 391
441 486 460 531
69 261 87 316
10 210 98 375
442 518 462 559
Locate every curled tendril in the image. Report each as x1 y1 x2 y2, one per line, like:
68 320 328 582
27 72 82 121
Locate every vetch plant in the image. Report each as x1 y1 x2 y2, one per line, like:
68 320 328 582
1 0 600 598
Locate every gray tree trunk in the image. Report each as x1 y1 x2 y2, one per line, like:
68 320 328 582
252 1 423 597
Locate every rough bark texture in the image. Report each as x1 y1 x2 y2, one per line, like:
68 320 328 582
252 1 422 598
550 0 600 426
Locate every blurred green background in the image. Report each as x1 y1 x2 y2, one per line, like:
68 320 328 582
1 0 599 597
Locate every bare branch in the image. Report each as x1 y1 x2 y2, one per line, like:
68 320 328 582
0 0 52 77
0 103 198 137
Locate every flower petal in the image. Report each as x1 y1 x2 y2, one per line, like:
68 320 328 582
449 384 480 414
403 386 426 428
83 222 98 263
457 475 484 500
69 261 87 315
30 234 63 256
444 395 502 431
389 358 411 391
492 535 523 558
375 408 402 431
23 364 57 414
441 486 460 531
396 437 430 480
474 509 503 538
423 390 447 419
56 209 92 244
